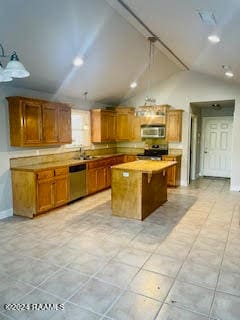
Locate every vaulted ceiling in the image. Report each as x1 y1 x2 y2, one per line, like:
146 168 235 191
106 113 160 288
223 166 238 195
1 0 240 104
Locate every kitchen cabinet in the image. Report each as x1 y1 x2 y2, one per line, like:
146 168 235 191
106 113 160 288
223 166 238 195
11 166 69 218
129 114 141 141
91 109 116 143
162 154 182 187
42 103 59 144
91 107 138 142
86 155 125 194
124 154 137 162
7 96 72 146
166 110 183 142
58 105 72 143
115 109 129 141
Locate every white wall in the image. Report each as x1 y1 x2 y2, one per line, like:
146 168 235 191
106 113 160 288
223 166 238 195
0 85 108 218
123 71 240 190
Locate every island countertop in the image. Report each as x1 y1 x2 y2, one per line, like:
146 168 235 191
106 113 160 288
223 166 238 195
111 160 177 174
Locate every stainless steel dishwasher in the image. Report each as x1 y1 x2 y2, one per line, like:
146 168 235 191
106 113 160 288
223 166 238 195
69 164 86 202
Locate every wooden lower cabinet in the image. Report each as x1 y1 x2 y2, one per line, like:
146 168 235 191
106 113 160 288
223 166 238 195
86 155 127 194
162 155 182 187
87 167 107 194
54 174 69 207
37 178 55 213
124 155 137 163
11 166 69 218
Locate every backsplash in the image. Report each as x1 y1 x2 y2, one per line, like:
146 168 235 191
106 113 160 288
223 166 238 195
10 146 117 167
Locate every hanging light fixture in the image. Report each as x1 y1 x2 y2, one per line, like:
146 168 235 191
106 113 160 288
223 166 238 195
144 36 157 106
135 36 158 116
0 43 30 82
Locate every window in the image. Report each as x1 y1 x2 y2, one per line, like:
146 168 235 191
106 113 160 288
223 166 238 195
70 109 91 147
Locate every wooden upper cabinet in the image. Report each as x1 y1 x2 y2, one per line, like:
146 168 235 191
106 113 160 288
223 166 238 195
42 103 58 144
115 108 135 141
116 112 129 141
91 109 116 143
166 109 183 142
7 96 72 147
22 100 42 145
91 107 136 142
130 115 141 141
58 105 72 143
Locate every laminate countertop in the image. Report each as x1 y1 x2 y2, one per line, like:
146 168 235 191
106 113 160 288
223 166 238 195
111 160 177 174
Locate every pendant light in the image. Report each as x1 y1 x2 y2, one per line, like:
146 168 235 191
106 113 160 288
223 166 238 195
0 44 30 82
144 36 157 106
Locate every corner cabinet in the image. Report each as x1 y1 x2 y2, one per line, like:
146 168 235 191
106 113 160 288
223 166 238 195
166 109 183 142
7 96 72 147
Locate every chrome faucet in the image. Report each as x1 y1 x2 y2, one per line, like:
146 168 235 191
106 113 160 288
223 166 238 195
79 145 86 159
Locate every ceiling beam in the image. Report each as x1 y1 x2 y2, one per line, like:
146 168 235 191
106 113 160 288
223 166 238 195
117 0 189 70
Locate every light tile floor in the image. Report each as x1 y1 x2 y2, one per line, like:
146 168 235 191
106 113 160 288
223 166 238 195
0 178 240 320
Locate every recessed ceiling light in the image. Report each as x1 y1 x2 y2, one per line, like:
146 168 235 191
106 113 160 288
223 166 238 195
225 71 234 78
130 81 137 89
73 57 84 67
208 35 220 43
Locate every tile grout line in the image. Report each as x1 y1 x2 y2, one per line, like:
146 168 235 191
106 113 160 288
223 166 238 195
153 200 216 319
207 203 236 320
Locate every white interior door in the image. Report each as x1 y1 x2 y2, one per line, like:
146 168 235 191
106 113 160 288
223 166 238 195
202 117 232 177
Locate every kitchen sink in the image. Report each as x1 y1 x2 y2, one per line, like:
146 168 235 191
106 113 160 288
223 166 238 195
73 155 100 160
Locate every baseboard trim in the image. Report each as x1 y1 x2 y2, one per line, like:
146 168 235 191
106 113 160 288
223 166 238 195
181 180 188 186
230 185 240 192
0 208 13 220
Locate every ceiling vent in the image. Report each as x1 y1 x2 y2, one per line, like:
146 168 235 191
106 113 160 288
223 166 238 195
197 10 217 25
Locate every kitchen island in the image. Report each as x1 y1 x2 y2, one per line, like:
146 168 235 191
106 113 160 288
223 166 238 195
111 160 176 220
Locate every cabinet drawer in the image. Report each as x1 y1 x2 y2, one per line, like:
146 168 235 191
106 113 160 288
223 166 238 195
54 167 68 176
37 170 54 180
88 159 108 169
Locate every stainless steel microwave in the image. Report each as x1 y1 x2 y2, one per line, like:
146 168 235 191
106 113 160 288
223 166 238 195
141 125 166 138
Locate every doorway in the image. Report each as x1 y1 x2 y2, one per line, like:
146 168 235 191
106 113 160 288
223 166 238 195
189 100 235 182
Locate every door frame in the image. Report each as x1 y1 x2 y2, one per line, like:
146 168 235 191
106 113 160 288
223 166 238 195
200 116 233 177
189 114 198 181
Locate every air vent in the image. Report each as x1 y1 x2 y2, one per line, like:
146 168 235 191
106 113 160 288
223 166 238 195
198 10 217 25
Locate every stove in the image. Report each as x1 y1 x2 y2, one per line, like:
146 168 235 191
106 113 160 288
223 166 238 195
137 145 168 160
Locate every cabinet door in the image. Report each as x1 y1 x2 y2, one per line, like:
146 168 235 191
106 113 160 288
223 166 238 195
101 111 116 142
106 166 111 188
130 115 141 141
124 155 137 163
87 168 98 194
116 113 129 140
101 112 110 141
166 166 176 187
22 101 42 144
96 167 107 191
42 104 58 143
37 179 54 213
54 175 69 207
58 106 72 143
166 110 183 142
107 112 116 141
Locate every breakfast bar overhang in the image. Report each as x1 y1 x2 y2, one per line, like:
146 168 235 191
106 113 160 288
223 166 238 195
111 160 177 220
